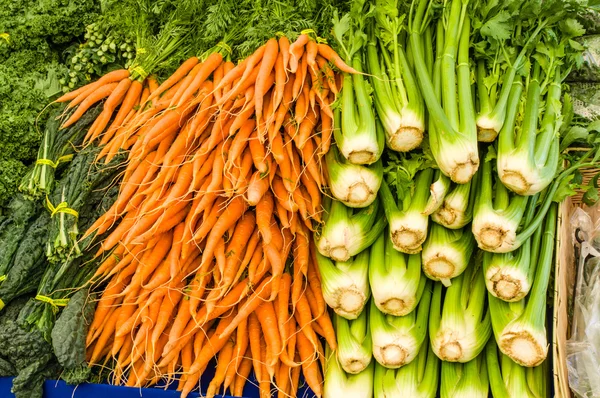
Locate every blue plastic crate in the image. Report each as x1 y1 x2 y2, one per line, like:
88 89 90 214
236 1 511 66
0 367 316 397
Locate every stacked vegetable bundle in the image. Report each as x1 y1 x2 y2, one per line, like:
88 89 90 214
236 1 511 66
317 0 600 397
46 31 367 397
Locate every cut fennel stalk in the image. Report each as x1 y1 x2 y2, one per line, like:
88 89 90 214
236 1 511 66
380 168 433 253
409 0 479 183
336 310 372 374
368 1 425 152
369 229 426 316
374 340 439 398
336 58 384 165
472 148 530 253
474 145 597 253
441 351 489 398
431 169 478 229
370 280 432 368
317 197 386 262
486 339 548 398
497 65 561 196
316 249 370 319
429 256 492 362
483 196 542 302
331 4 383 165
326 137 383 208
324 347 374 398
489 204 557 367
421 223 475 286
424 171 452 216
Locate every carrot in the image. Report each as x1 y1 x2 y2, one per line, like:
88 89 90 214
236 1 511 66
278 36 291 73
147 56 199 103
276 274 292 356
150 288 183 346
176 52 223 108
245 170 271 206
226 118 256 171
255 38 279 123
206 339 235 398
181 312 237 396
218 277 273 338
256 191 274 245
61 82 119 128
87 277 125 344
85 77 132 142
195 195 246 269
294 51 308 100
196 277 250 326
306 39 319 74
105 80 144 138
294 292 319 349
223 316 249 393
257 340 270 398
233 147 254 192
233 354 253 396
248 312 263 382
289 34 309 73
289 356 302 397
89 307 121 364
297 330 323 397
255 300 281 375
220 212 256 290
275 202 290 230
57 69 130 104
248 129 268 173
272 51 286 112
317 43 360 74
297 108 319 150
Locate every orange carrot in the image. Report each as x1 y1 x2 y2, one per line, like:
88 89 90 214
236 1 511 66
255 38 279 122
289 34 309 73
317 43 360 74
61 82 119 128
297 330 323 397
147 56 199 103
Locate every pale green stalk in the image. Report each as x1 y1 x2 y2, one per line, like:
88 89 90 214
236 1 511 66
379 168 433 253
422 223 475 286
336 311 373 373
429 258 492 362
370 280 432 368
374 342 439 398
316 249 370 319
317 198 386 261
369 230 426 316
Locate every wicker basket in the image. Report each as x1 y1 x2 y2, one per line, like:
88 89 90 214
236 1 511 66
553 162 599 398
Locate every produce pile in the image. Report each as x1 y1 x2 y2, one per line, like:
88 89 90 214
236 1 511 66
0 0 599 397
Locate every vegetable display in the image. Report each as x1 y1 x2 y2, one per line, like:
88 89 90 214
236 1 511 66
0 0 598 397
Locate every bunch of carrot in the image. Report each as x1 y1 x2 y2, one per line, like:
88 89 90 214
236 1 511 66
55 33 356 398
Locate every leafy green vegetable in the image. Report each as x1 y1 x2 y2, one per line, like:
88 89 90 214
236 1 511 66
0 297 58 398
0 195 39 277
51 287 96 384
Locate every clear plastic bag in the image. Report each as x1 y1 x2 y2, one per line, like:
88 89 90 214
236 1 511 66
566 208 600 398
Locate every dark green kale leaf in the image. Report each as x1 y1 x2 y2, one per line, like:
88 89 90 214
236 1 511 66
0 211 50 308
0 297 58 398
51 287 96 384
0 357 16 376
